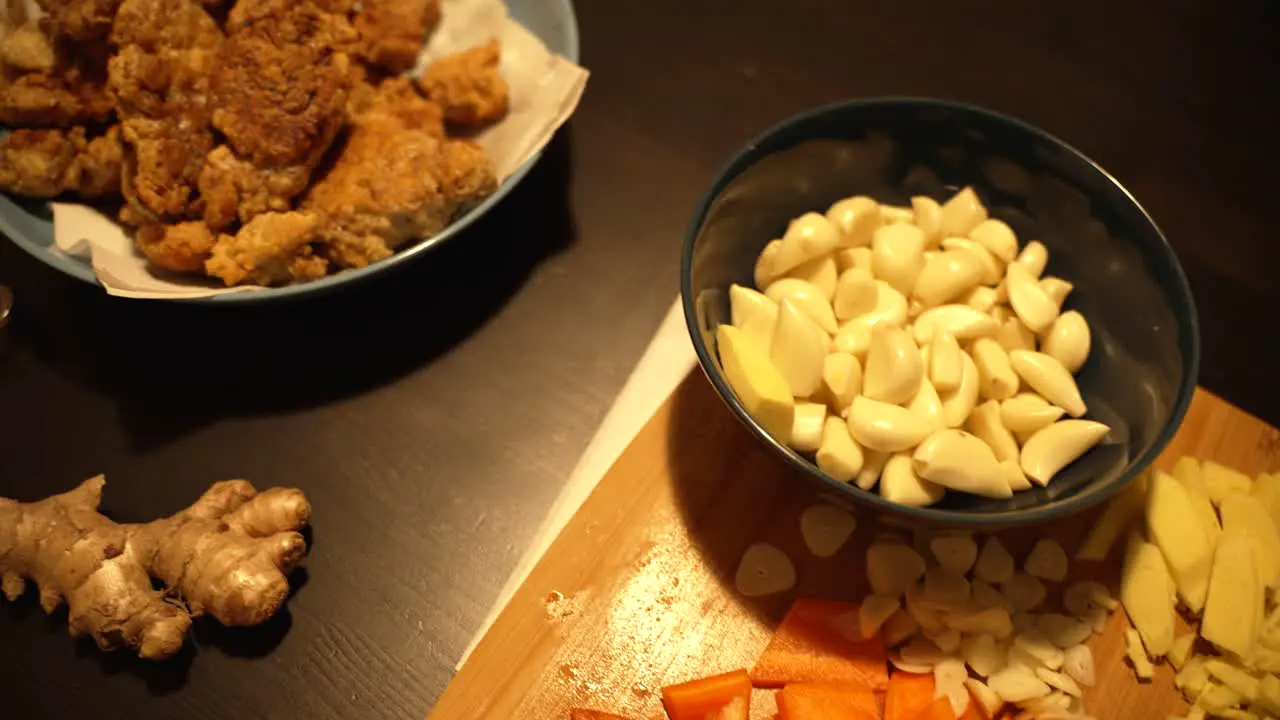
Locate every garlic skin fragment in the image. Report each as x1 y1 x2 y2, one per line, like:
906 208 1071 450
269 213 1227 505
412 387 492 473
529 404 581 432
939 350 981 429
913 249 985 308
913 303 1000 345
863 325 925 405
789 402 827 452
881 453 946 507
1019 419 1110 486
972 337 1020 401
833 267 879 321
939 186 988 237
1041 310 1091 374
1006 261 1060 333
969 218 1019 263
912 429 1012 499
770 299 829 398
872 222 927 296
1015 240 1049 278
848 395 934 453
1008 350 1087 418
929 330 963 393
765 278 839 334
774 211 841 273
826 195 881 248
816 416 864 483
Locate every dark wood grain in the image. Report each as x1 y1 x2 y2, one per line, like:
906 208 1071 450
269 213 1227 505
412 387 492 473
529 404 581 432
0 1 1276 718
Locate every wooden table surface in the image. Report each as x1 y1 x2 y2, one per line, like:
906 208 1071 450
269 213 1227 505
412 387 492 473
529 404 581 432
0 1 1276 719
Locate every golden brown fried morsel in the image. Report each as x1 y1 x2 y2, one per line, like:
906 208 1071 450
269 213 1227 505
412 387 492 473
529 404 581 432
110 0 223 49
204 211 331 286
135 220 217 272
416 39 508 128
0 23 56 70
349 75 444 135
0 64 114 127
197 146 311 231
38 0 122 40
226 0 356 32
0 126 123 198
353 0 439 73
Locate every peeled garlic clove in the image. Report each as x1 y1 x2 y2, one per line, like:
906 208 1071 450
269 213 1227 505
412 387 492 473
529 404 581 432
784 255 838 300
972 337 1020 401
734 542 796 597
939 186 988 237
939 350 980 429
881 453 946 507
908 377 944 431
998 459 1032 492
816 416 864 483
769 300 828 397
864 325 925 405
1008 350 1086 417
866 540 928 597
1039 276 1073 309
929 330 963 393
730 284 779 350
755 239 784 289
913 303 1000 345
912 428 1012 498
834 246 872 273
855 448 890 491
1041 310 1091 374
833 318 875 358
872 223 926 296
940 237 1002 285
789 402 827 452
880 204 915 224
857 280 910 329
716 324 795 442
995 315 1037 353
848 395 934 452
1020 419 1110 485
1006 262 1060 334
765 278 839 334
799 503 857 558
826 196 881 248
964 285 999 313
822 352 862 413
774 212 841 272
912 249 985 308
969 218 1018 263
969 399 1020 463
912 195 943 247
833 267 879 321
1014 240 1049 278
1000 392 1066 435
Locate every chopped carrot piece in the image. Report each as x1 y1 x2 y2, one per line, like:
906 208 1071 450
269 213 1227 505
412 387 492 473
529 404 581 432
661 669 752 720
777 682 880 720
751 598 890 690
885 672 937 720
568 710 638 720
914 697 958 720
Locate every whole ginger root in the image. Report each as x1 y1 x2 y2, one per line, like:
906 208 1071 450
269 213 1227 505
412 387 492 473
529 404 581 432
0 475 310 659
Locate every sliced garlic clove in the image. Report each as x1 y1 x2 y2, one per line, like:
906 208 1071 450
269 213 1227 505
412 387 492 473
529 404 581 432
1035 667 1083 697
882 608 919 647
972 338 1020 401
1008 350 1086 417
1000 392 1066 435
934 658 971 717
939 350 981 429
816 416 865 483
963 633 1008 678
859 594 902 638
1035 613 1093 650
939 186 988 237
775 211 841 272
1019 419 1110 485
848 395 934 452
734 543 796 597
1013 628 1065 669
785 255 839 300
866 540 928 597
855 448 890 491
988 664 1051 704
832 318 875 358
969 218 1019 263
913 303 1000 345
1002 573 1048 612
821 352 862 413
998 459 1033 492
995 315 1037 353
976 536 1016 584
826 195 881 248
969 399 1020 463
864 325 925 405
833 267 879 321
788 402 827 452
940 236 1003 285
1006 262 1060 334
834 246 873 273
930 330 964 393
931 533 979 575
770 300 828 397
912 428 1012 498
1014 240 1049 278
754 238 785 289
949 607 1014 640
964 285 999 313
908 377 945 431
881 453 947 507
1062 645 1096 687
964 677 1004 717
872 223 927 296
900 635 950 669
925 566 973 608
1041 310 1091 374
912 195 943 247
765 277 839 334
913 249 986 308
1038 276 1073 309
1062 581 1112 619
799 503 857 558
1025 539 1069 582
972 578 1014 612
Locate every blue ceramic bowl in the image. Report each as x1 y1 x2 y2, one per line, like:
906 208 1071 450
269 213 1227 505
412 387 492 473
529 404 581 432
0 0 579 303
681 98 1199 527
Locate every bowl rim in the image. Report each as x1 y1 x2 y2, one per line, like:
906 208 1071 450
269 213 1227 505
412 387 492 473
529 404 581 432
680 95 1201 526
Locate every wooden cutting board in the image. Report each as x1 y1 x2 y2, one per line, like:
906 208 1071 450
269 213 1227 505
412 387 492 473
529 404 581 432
430 372 1280 720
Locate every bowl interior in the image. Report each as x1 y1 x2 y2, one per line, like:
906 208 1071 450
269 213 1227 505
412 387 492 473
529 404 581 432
683 98 1198 525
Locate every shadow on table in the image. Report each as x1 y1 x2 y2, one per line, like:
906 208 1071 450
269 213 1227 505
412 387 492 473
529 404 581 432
0 128 579 453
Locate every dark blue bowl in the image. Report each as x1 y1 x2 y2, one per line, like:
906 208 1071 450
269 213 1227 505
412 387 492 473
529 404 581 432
681 98 1199 527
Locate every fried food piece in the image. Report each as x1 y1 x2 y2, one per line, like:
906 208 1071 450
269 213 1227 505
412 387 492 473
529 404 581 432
353 0 439 73
349 75 444 133
204 211 331 286
38 0 123 40
135 220 217 272
197 145 310 231
0 125 122 198
226 0 355 31
0 22 56 70
0 66 113 126
110 0 222 50
417 39 508 128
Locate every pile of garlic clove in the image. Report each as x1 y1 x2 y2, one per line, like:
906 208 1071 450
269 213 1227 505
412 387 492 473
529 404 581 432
718 187 1111 506
866 533 1111 720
